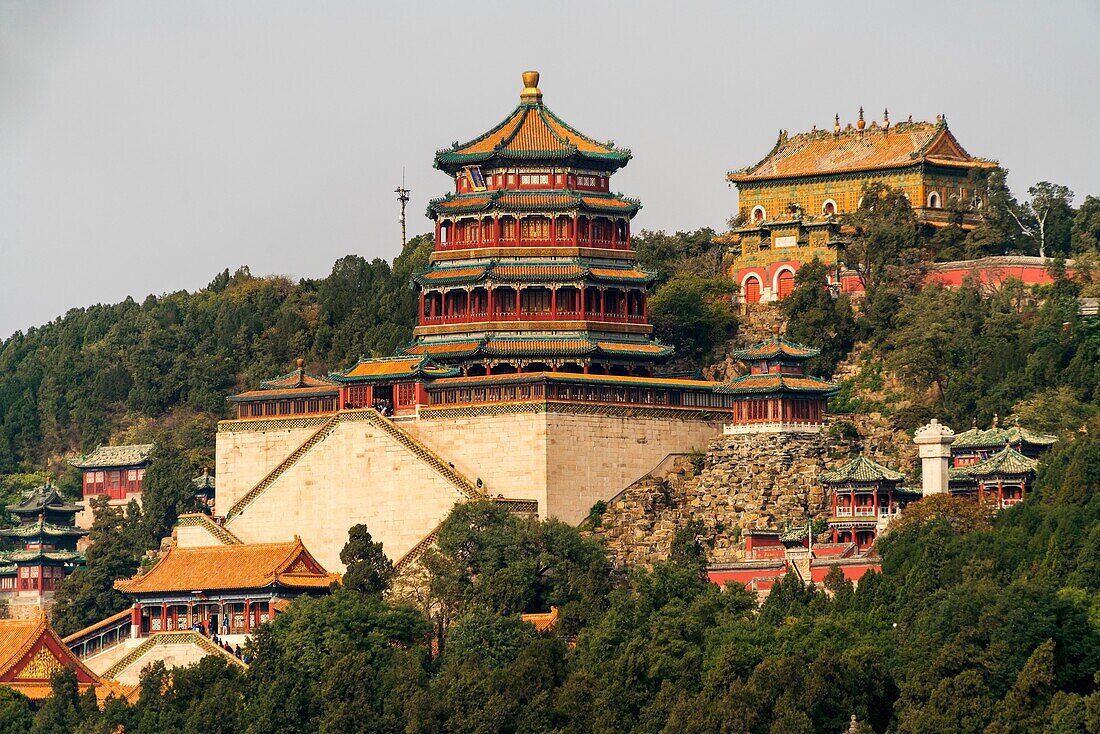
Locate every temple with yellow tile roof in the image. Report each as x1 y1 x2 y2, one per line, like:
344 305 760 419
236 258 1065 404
725 109 999 303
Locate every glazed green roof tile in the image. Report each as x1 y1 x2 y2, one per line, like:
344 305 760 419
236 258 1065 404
819 456 904 484
426 189 641 219
961 447 1038 477
68 444 154 469
412 259 656 287
951 424 1058 449
192 471 215 491
0 518 87 540
6 485 83 516
0 564 15 576
0 549 84 563
433 98 631 173
729 337 821 362
715 373 839 396
259 364 337 390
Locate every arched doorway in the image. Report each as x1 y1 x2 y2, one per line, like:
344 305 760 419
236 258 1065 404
743 276 762 304
776 269 795 299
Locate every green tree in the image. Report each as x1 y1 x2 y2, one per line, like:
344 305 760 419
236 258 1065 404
50 497 140 637
1010 182 1076 258
781 258 857 373
340 524 394 596
1071 195 1100 255
648 274 738 365
0 688 32 734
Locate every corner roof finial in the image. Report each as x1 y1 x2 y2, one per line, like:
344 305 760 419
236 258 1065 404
520 70 542 103
296 358 305 370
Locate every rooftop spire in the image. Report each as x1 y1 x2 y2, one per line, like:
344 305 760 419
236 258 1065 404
857 106 866 131
520 70 542 103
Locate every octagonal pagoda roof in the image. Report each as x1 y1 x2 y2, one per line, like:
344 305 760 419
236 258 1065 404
434 71 631 174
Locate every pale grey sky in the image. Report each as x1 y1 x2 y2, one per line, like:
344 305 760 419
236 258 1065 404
2 1 1098 338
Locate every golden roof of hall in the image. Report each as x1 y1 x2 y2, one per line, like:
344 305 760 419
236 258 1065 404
114 539 339 595
728 113 997 184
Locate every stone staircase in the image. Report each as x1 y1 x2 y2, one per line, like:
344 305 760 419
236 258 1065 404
352 410 481 500
224 410 483 525
177 513 241 545
101 632 244 680
225 414 340 521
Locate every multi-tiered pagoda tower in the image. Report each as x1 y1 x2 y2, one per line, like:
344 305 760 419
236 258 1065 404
406 71 669 377
0 482 86 617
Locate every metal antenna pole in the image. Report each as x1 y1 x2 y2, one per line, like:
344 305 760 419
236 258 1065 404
395 169 410 248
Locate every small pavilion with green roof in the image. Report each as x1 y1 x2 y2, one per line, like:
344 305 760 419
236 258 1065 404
955 446 1037 509
718 336 838 433
819 456 919 550
950 416 1057 467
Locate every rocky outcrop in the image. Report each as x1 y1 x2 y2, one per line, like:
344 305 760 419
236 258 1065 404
591 415 917 568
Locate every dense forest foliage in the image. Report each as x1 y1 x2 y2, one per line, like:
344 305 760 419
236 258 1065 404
8 426 1100 733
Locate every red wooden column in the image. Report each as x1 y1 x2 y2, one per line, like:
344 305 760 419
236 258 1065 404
515 217 522 246
244 600 252 633
494 216 502 245
599 289 605 319
515 288 521 317
131 603 142 639
872 488 878 518
573 216 580 247
160 603 167 632
997 479 1003 509
580 287 586 317
611 218 619 248
418 292 425 322
850 490 855 519
550 216 557 245
487 287 494 316
551 288 557 318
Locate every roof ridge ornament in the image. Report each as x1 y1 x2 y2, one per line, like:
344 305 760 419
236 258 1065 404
520 70 542 103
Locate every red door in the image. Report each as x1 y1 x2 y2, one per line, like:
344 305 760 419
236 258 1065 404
777 270 795 299
744 277 761 304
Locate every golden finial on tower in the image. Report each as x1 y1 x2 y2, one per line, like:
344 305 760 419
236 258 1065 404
296 358 304 369
883 108 890 130
520 70 543 102
833 113 840 137
857 106 866 131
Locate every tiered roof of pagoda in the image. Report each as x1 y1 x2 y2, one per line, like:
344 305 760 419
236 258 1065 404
0 517 86 542
412 259 655 287
434 72 631 173
729 337 821 362
716 372 838 396
718 337 837 397
6 484 83 519
428 190 640 219
728 115 997 184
